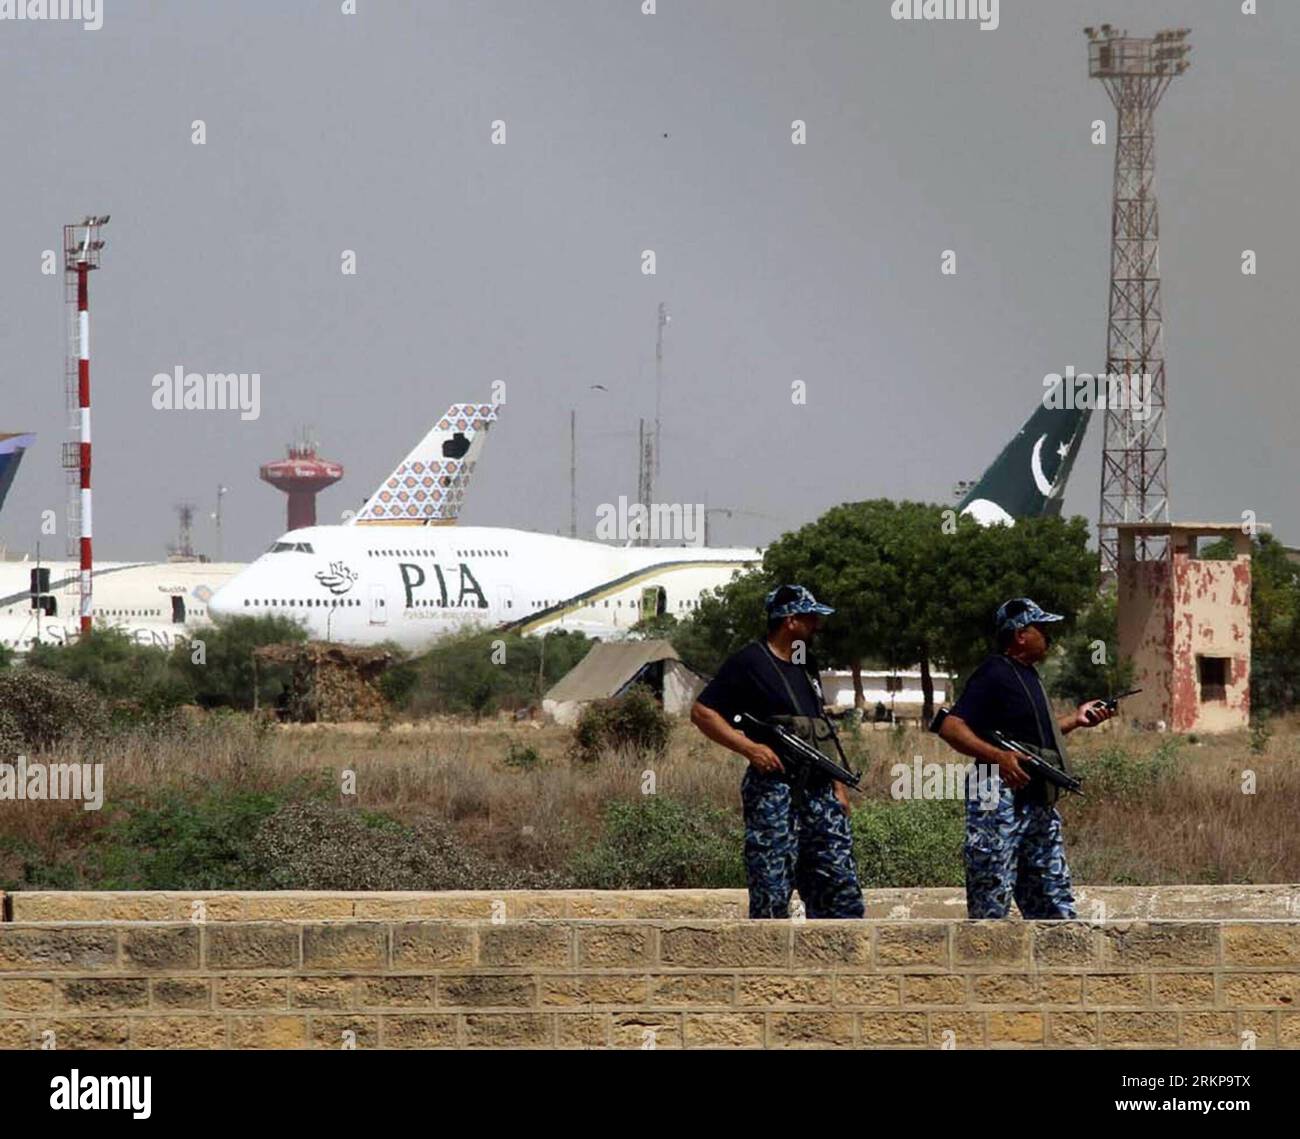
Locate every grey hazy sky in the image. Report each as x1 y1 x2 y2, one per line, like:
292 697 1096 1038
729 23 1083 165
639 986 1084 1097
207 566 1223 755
1 0 1296 562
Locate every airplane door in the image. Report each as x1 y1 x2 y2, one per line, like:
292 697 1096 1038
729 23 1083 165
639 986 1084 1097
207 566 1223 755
498 585 515 620
369 584 388 626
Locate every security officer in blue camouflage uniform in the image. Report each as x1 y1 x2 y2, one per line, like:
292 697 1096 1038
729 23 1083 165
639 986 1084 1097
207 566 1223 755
937 598 1113 919
690 585 864 920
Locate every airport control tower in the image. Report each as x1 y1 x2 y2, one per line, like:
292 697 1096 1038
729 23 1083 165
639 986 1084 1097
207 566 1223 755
260 435 343 532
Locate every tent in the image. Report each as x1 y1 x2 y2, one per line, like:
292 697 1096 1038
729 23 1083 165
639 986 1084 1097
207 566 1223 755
543 639 707 725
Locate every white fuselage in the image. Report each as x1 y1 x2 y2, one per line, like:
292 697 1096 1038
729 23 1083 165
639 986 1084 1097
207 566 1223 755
208 525 758 650
0 560 243 653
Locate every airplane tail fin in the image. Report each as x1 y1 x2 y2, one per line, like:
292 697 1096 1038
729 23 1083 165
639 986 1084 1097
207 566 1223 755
958 387 1091 525
0 433 35 519
351 403 499 526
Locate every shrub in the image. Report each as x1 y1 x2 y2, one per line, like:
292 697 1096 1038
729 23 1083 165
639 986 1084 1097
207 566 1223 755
851 797 965 888
570 685 671 765
0 706 23 757
503 740 543 770
1072 740 1179 800
0 669 109 752
378 658 420 707
569 796 746 889
91 782 304 890
26 628 192 711
248 800 560 890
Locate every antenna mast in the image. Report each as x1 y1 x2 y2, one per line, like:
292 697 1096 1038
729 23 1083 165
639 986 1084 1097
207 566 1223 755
1087 25 1191 570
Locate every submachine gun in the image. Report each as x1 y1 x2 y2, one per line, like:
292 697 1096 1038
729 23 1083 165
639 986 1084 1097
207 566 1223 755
986 730 1084 798
929 690 1142 802
733 712 862 795
929 707 1085 799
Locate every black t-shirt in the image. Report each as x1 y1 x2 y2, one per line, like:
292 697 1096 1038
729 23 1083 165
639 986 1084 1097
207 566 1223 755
951 653 1055 749
697 640 828 788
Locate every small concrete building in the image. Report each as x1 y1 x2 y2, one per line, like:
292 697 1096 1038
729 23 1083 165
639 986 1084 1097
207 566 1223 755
1116 522 1253 733
820 669 953 717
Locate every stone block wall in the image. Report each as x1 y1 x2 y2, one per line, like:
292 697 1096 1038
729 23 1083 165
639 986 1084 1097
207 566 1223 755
1 888 1298 1049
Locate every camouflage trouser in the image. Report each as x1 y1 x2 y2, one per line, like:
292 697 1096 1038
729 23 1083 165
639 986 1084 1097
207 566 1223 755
964 770 1076 920
740 768 864 919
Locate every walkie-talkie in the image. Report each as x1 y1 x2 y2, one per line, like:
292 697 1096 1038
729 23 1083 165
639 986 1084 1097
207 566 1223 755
1084 688 1142 724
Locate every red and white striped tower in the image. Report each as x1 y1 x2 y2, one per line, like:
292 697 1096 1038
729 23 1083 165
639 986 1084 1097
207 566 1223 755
62 216 109 635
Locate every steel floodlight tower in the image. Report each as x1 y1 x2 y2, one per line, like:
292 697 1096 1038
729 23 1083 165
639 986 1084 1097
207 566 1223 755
1086 25 1190 571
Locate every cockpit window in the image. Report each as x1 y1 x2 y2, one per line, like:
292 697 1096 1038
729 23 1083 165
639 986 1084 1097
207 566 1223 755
267 542 315 554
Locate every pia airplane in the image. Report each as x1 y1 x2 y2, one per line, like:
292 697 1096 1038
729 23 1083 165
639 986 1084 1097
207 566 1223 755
0 430 242 652
207 403 759 649
0 557 242 653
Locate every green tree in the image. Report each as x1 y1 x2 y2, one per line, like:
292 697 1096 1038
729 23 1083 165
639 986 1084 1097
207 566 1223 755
672 499 1098 720
169 615 307 710
760 501 921 708
395 628 593 718
922 512 1099 707
668 569 769 676
1047 589 1134 705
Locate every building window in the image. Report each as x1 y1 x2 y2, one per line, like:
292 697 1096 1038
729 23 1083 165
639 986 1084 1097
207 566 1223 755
1198 656 1229 702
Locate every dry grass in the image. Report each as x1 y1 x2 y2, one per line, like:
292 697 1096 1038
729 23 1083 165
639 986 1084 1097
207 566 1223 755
4 711 1300 888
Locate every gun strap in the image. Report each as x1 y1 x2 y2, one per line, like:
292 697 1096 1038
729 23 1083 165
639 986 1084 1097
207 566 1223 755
757 641 849 764
999 655 1072 800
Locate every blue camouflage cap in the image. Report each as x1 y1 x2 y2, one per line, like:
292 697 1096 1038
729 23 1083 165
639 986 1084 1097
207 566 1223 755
765 584 834 619
995 597 1064 635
